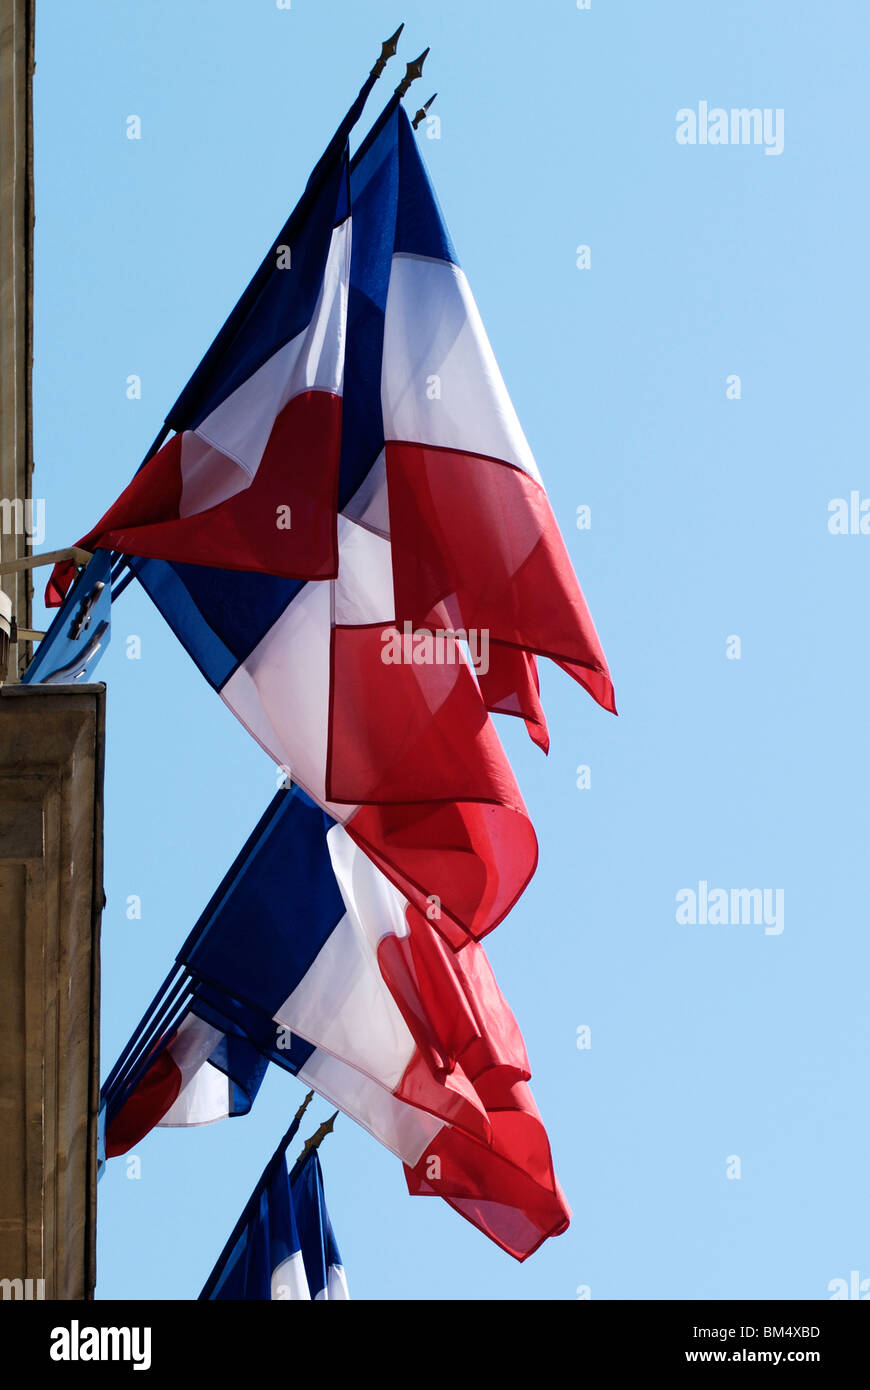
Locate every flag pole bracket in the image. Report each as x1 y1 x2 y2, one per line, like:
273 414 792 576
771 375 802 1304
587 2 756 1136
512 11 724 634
0 545 93 577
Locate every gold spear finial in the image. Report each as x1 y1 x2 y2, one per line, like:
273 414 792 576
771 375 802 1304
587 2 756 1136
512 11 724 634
395 47 430 99
412 93 438 130
370 23 405 79
297 1110 339 1166
293 1089 315 1125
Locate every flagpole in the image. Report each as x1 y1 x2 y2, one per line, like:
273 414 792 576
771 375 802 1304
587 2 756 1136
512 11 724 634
99 963 188 1098
103 982 194 1120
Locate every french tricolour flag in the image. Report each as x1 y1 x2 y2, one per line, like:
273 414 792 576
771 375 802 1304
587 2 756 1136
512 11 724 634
46 75 373 598
105 786 570 1262
199 1137 348 1302
289 1153 348 1301
50 96 614 944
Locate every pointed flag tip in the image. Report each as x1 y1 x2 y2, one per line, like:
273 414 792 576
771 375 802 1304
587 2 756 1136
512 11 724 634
371 23 406 78
296 1108 340 1166
294 1088 315 1119
412 92 438 130
395 46 430 98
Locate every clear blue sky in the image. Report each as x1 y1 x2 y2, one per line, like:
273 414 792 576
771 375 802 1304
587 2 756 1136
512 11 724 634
32 0 870 1300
